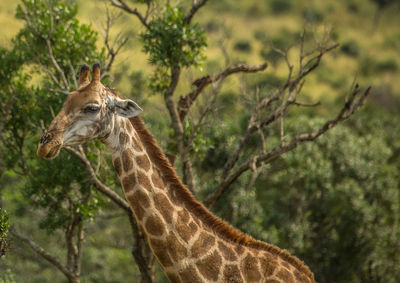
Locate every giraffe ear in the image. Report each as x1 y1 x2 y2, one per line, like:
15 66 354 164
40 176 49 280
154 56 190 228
108 96 143 118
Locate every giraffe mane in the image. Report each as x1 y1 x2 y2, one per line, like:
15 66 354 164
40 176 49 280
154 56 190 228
128 115 315 282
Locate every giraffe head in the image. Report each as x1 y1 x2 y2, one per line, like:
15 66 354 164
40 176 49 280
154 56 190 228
37 63 142 159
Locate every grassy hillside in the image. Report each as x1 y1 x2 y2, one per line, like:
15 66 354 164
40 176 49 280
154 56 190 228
1 0 399 103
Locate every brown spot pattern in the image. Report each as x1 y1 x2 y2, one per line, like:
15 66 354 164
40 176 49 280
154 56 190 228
282 261 291 270
137 171 152 191
191 232 215 258
151 171 165 189
166 272 181 283
122 172 137 190
145 215 165 236
223 264 242 283
119 132 129 145
260 256 277 278
125 119 133 132
154 193 174 224
167 233 187 261
235 244 244 256
195 250 222 281
127 191 147 220
218 241 237 261
122 149 134 172
294 270 311 283
132 137 143 152
113 157 122 176
176 221 198 243
276 267 295 283
135 154 151 171
177 209 190 224
130 190 150 208
242 254 262 282
149 239 173 267
178 266 202 283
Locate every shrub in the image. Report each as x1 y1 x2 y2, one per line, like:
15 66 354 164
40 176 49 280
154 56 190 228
270 0 294 14
340 40 360 57
234 39 252 52
302 6 324 23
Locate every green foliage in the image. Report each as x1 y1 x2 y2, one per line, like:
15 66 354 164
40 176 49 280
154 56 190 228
15 0 104 87
0 208 9 257
340 39 360 57
0 0 108 275
371 0 399 9
141 5 207 69
183 119 214 160
25 151 103 232
360 56 398 76
302 6 324 23
255 115 400 282
233 39 252 52
269 0 294 14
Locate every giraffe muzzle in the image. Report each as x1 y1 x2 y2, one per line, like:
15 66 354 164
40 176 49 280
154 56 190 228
37 132 63 159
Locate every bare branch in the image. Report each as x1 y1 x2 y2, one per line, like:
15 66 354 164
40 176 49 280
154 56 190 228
48 88 69 95
185 0 209 24
178 63 268 122
9 227 74 279
110 0 151 30
102 6 129 74
64 146 130 212
205 86 371 207
68 60 78 89
290 101 321 107
45 39 69 90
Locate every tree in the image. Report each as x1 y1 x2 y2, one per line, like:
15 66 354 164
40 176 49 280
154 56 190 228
0 0 153 282
3 0 395 282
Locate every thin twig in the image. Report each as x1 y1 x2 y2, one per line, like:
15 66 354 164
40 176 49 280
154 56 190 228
110 0 151 30
205 86 371 207
9 227 74 279
178 63 268 122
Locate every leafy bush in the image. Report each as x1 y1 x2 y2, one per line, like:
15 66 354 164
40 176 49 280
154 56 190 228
0 208 9 257
141 5 207 69
340 40 360 57
302 6 324 23
256 115 400 282
360 56 398 76
270 0 294 14
234 39 252 52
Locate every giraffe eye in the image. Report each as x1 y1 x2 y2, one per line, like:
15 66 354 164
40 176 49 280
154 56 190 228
83 105 100 114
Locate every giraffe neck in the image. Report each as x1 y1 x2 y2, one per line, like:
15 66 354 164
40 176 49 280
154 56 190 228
104 116 315 283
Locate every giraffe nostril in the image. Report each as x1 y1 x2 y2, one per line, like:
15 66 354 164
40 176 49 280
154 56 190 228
40 133 52 144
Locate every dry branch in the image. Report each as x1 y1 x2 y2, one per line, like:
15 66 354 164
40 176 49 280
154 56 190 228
185 0 209 24
110 0 151 30
65 146 130 212
205 86 371 207
178 63 268 122
9 227 74 279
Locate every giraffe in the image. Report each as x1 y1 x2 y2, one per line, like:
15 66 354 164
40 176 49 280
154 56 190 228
37 64 316 283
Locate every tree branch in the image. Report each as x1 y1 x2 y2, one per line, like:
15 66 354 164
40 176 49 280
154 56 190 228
205 86 371 207
110 0 151 30
64 146 130 212
178 63 268 122
102 6 129 74
45 39 69 90
185 0 209 24
9 227 74 279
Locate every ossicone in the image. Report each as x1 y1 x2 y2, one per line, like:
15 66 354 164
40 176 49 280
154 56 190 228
91 62 101 84
78 64 90 87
